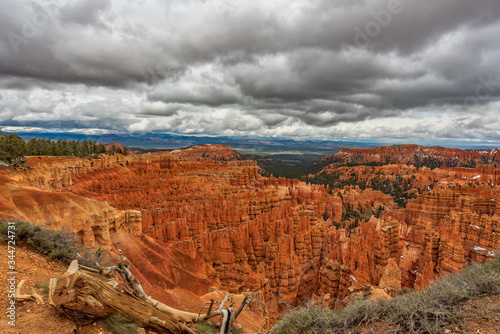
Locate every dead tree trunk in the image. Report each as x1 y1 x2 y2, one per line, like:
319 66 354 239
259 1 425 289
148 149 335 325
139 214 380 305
52 267 194 334
52 252 254 334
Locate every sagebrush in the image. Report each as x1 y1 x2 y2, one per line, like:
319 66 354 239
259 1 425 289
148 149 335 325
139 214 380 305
0 219 112 267
0 220 79 263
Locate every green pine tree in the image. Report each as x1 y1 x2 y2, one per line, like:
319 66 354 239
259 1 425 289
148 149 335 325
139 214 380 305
0 133 26 163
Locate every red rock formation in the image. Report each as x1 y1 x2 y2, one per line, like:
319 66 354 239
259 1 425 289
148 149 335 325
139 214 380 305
2 144 499 330
0 153 269 330
171 144 246 162
60 149 405 314
338 185 395 214
105 142 124 151
311 147 499 293
0 171 141 248
399 186 499 287
24 151 341 317
379 258 402 292
328 145 500 167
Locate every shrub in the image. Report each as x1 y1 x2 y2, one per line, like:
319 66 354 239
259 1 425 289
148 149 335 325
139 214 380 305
195 322 217 334
103 314 140 334
0 220 117 269
35 280 50 294
0 220 79 263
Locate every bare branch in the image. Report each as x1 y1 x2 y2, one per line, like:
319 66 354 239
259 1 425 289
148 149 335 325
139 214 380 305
197 299 215 321
233 296 251 321
30 287 44 304
48 278 58 307
15 280 44 304
207 299 215 315
79 264 101 273
217 292 230 312
95 262 118 278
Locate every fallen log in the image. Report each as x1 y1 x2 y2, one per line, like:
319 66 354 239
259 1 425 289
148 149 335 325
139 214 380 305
52 254 254 334
52 266 194 334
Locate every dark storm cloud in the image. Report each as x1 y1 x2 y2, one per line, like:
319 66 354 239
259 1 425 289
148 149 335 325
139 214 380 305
0 1 185 88
148 85 241 107
0 0 500 143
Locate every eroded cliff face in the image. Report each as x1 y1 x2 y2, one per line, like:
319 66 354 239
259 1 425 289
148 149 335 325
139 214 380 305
2 144 499 330
328 145 500 167
21 146 396 317
65 152 349 315
0 166 141 248
399 187 500 288
313 147 500 296
170 144 246 162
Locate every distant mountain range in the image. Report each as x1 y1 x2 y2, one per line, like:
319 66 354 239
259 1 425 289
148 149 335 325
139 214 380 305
12 131 381 162
8 130 500 166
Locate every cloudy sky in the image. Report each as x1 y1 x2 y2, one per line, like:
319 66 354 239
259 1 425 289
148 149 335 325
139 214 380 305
1 0 500 145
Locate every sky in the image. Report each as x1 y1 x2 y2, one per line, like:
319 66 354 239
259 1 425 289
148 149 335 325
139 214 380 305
1 0 500 146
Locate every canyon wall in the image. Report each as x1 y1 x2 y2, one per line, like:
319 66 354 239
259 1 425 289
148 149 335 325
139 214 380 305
1 144 499 329
0 168 141 248
0 152 269 331
328 145 500 167
399 187 500 288
315 146 500 295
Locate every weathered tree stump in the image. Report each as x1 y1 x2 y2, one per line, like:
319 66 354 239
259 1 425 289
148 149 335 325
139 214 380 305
51 252 254 334
52 268 193 334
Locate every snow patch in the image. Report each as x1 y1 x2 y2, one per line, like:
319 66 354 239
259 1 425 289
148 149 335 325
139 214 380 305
350 275 358 282
474 246 487 251
470 225 480 230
